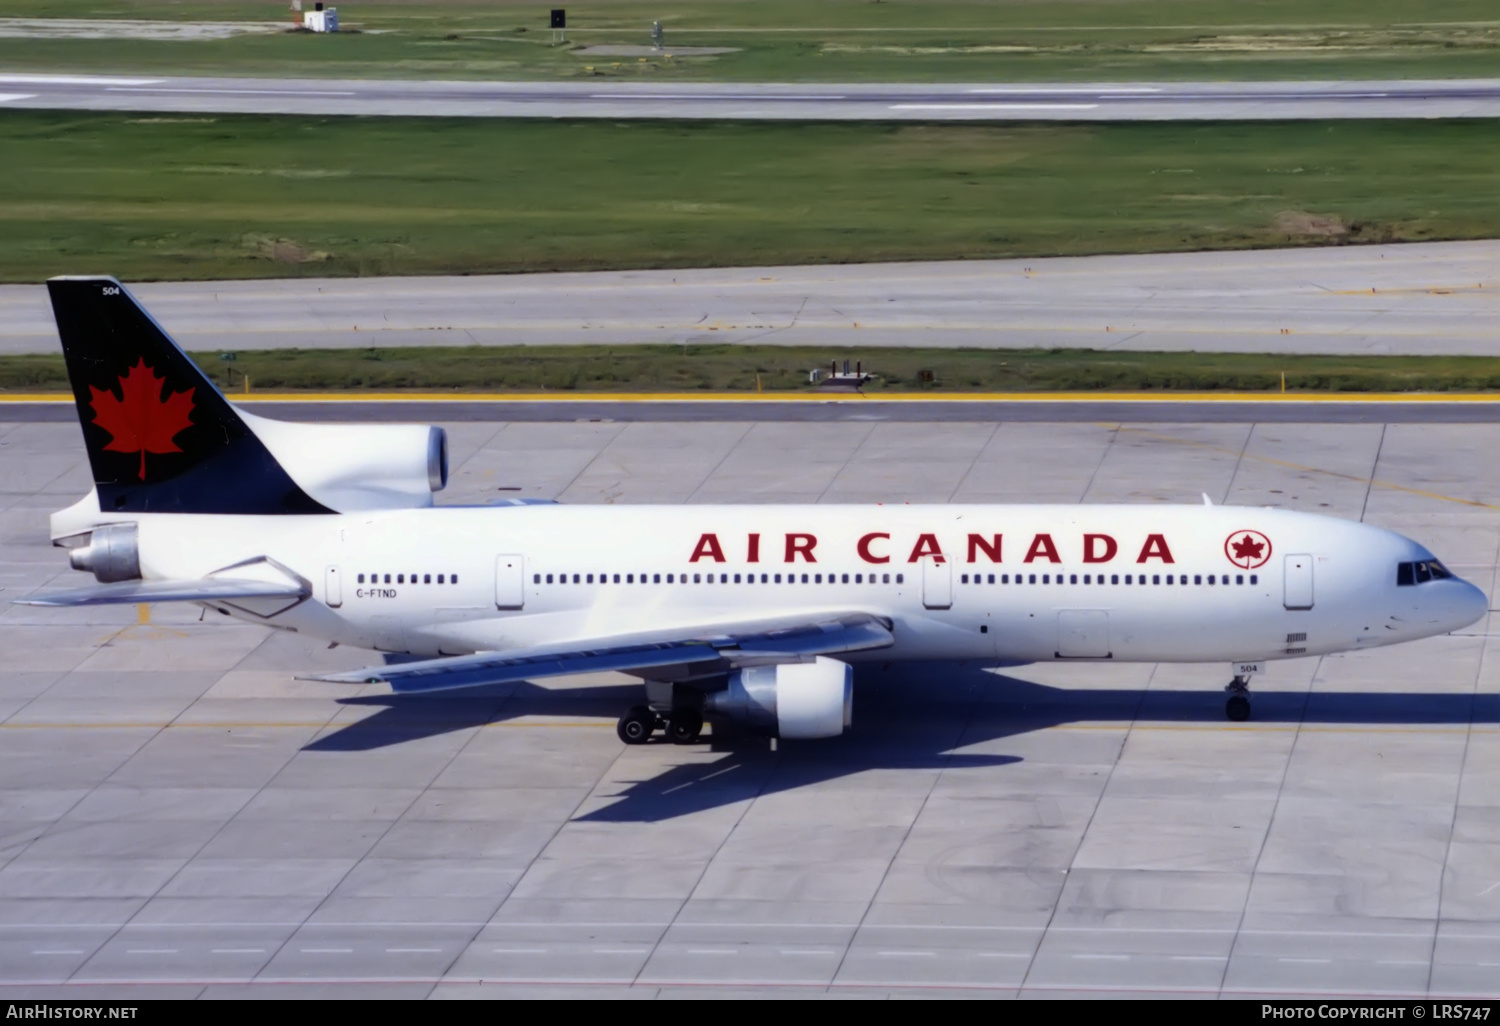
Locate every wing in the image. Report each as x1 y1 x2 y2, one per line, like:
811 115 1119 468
302 611 894 694
15 578 310 607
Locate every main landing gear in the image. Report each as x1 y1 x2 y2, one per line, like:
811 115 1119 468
616 705 704 745
1224 675 1252 722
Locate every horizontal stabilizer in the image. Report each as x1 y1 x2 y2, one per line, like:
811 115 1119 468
16 577 309 607
304 611 894 694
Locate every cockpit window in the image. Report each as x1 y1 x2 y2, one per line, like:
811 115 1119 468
1397 560 1453 586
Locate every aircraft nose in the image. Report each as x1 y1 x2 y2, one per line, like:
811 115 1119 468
1455 579 1490 631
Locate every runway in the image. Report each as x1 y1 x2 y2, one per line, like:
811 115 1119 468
3 74 1500 121
2 240 1496 358
1 414 1498 997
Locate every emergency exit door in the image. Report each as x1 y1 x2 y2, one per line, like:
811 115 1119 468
495 554 525 610
1284 554 1314 610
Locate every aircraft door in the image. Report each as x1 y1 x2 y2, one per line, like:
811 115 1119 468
921 555 952 610
1284 554 1314 610
495 554 525 610
1056 610 1110 658
325 566 342 608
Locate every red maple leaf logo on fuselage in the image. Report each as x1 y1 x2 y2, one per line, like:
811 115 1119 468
89 358 196 481
1231 534 1265 562
1224 529 1272 569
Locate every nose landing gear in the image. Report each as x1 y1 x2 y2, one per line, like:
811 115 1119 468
1225 675 1252 722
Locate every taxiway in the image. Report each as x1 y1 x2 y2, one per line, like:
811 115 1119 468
0 415 1496 997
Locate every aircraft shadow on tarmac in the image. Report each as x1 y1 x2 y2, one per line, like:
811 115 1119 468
304 663 1496 823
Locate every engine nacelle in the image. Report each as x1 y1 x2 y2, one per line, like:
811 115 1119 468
68 522 140 582
704 657 852 739
239 410 447 512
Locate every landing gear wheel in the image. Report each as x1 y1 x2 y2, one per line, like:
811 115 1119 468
1225 694 1252 722
617 705 656 745
666 710 704 745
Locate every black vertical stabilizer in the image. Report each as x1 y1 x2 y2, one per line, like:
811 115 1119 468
47 276 331 515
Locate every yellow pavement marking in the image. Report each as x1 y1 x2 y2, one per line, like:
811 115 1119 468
3 391 1500 405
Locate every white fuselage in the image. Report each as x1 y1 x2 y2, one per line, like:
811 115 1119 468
120 503 1486 667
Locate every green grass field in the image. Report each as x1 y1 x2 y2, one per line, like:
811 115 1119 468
1 1 1499 82
1 112 1496 282
6 345 1500 394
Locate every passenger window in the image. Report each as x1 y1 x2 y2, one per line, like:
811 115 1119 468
987 574 995 584
384 574 391 584
720 573 728 583
1152 575 1160 585
613 574 621 583
896 574 904 584
1124 575 1131 585
815 574 822 583
1029 574 1036 584
1070 574 1078 584
586 574 594 584
1250 575 1258 585
397 574 405 584
357 574 365 583
883 574 891 584
653 574 660 584
437 574 445 584
1165 575 1172 584
545 574 553 584
1236 575 1244 585
1194 575 1202 585
733 573 741 584
1208 575 1216 585
451 575 457 585
841 573 849 584
694 573 701 584
1111 575 1118 584
961 574 969 584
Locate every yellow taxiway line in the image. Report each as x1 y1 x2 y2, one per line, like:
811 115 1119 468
3 391 1500 404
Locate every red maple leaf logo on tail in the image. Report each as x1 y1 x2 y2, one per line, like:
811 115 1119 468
89 359 196 481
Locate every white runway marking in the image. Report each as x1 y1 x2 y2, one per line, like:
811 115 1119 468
594 94 845 101
211 948 266 954
301 947 354 954
0 94 36 103
31 949 84 955
106 87 357 97
968 87 1160 94
0 74 161 85
890 103 1099 111
386 947 442 953
493 947 548 954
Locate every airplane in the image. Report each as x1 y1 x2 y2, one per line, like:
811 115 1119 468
17 277 1489 742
